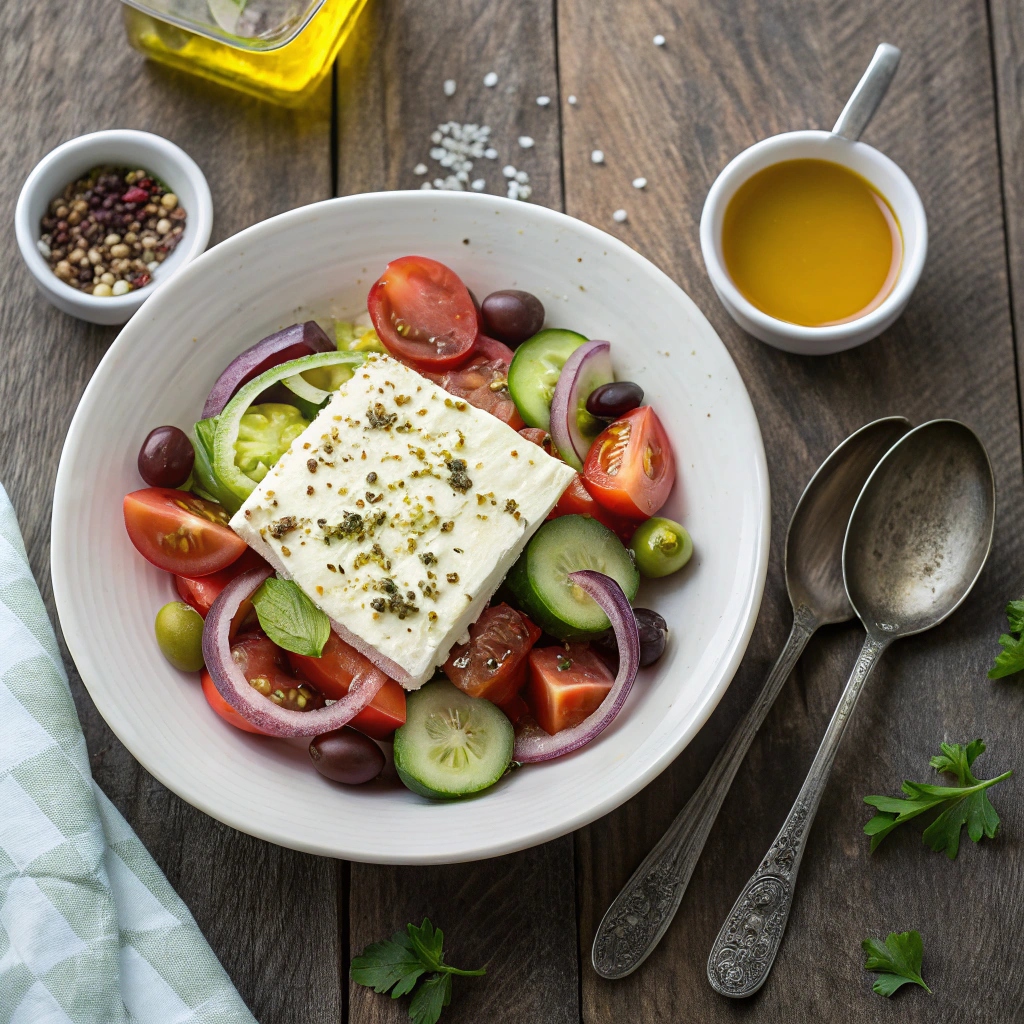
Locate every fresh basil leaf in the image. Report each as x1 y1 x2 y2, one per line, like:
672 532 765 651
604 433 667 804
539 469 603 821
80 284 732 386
252 577 329 657
350 931 424 996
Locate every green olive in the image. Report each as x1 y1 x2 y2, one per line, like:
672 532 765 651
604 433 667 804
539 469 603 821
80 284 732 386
629 517 693 578
155 601 206 672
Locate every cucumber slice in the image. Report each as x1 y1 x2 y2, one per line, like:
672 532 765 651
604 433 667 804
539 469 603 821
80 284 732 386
507 329 588 430
507 515 640 639
394 680 514 799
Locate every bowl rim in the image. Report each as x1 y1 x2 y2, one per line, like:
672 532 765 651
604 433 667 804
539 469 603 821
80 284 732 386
699 129 929 345
52 190 771 862
15 128 214 315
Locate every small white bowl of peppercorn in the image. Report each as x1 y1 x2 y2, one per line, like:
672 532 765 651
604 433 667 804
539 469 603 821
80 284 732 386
15 129 213 326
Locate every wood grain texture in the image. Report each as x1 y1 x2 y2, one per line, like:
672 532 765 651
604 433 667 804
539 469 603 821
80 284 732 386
0 5 340 1022
990 0 1024 435
558 0 1024 1020
335 4 580 1024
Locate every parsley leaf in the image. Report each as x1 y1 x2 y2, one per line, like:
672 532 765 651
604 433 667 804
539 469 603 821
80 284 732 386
862 930 931 996
988 600 1024 677
864 740 1012 858
251 577 330 657
350 919 485 1024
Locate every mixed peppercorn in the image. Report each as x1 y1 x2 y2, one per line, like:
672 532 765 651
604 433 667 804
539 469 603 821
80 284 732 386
37 166 187 297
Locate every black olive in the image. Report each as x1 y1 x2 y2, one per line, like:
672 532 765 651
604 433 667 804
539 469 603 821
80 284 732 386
309 728 385 785
593 607 668 668
137 425 195 488
480 289 545 346
586 381 644 419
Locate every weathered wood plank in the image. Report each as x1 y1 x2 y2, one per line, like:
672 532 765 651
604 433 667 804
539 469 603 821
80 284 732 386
335 3 580 1023
558 1 1024 1020
0 5 341 1021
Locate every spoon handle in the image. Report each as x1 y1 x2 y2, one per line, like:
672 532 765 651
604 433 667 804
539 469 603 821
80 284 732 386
591 604 819 980
707 633 888 997
832 43 902 141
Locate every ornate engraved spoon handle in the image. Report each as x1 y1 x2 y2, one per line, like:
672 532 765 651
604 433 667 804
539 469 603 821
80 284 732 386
591 604 819 980
707 633 888 998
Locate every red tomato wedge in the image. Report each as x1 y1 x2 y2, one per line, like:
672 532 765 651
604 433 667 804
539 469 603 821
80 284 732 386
124 488 247 576
367 255 477 369
443 604 542 705
423 356 524 428
583 406 676 519
287 633 407 739
518 427 554 453
526 644 615 735
548 473 636 542
201 670 267 735
175 548 269 617
472 333 516 364
496 693 530 725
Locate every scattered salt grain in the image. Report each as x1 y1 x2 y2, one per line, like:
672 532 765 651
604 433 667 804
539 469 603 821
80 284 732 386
420 182 432 190
414 163 428 175
471 179 486 191
653 34 666 46
515 170 529 183
613 209 628 223
443 79 457 96
483 71 498 87
632 177 647 189
431 131 443 144
591 150 605 164
568 95 578 105
502 165 517 178
484 148 498 159
536 96 551 107
518 136 535 149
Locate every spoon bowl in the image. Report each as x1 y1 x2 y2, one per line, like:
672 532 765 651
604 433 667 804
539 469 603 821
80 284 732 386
786 416 911 624
845 419 995 637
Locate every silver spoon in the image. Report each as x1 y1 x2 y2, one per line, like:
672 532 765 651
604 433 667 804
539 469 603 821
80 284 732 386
592 416 910 979
707 419 995 997
832 43 902 141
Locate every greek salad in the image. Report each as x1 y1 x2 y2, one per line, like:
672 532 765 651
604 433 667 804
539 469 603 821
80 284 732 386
124 255 692 799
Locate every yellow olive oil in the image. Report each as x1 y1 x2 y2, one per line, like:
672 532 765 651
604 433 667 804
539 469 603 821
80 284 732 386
721 158 902 327
123 0 367 107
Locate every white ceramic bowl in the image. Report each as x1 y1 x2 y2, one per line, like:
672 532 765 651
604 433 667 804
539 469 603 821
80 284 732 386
15 130 213 326
52 191 770 864
700 130 928 355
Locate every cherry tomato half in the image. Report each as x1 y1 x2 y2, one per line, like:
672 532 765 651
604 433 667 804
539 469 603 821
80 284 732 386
549 474 635 542
583 406 676 520
367 256 478 369
443 603 542 706
175 548 270 617
124 488 247 576
423 356 524 428
288 633 407 739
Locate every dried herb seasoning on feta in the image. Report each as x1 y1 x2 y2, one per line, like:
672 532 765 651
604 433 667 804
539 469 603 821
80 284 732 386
231 354 576 688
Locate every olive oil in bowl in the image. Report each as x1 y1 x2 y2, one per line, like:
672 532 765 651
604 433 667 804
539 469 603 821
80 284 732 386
722 159 902 327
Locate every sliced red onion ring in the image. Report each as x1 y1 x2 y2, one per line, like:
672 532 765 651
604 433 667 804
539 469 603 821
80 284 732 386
513 570 640 763
202 565 387 737
202 321 335 419
549 340 613 470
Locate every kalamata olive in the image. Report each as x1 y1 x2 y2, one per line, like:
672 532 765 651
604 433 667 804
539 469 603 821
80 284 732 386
138 425 195 487
586 381 644 419
480 289 545 346
594 607 668 669
309 727 385 785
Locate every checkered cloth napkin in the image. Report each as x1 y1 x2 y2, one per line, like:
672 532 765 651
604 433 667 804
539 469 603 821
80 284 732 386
0 485 256 1024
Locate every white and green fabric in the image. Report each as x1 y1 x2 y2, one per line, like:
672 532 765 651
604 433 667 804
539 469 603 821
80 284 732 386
0 485 256 1024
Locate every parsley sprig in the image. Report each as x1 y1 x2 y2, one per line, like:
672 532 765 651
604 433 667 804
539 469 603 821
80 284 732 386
864 740 1012 859
862 930 931 996
351 919 485 1024
989 599 1024 678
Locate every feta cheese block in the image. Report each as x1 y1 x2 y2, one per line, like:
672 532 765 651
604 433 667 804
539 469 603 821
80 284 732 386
230 353 576 688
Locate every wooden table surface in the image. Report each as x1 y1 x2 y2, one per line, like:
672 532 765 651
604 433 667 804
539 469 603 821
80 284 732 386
4 0 1024 1020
